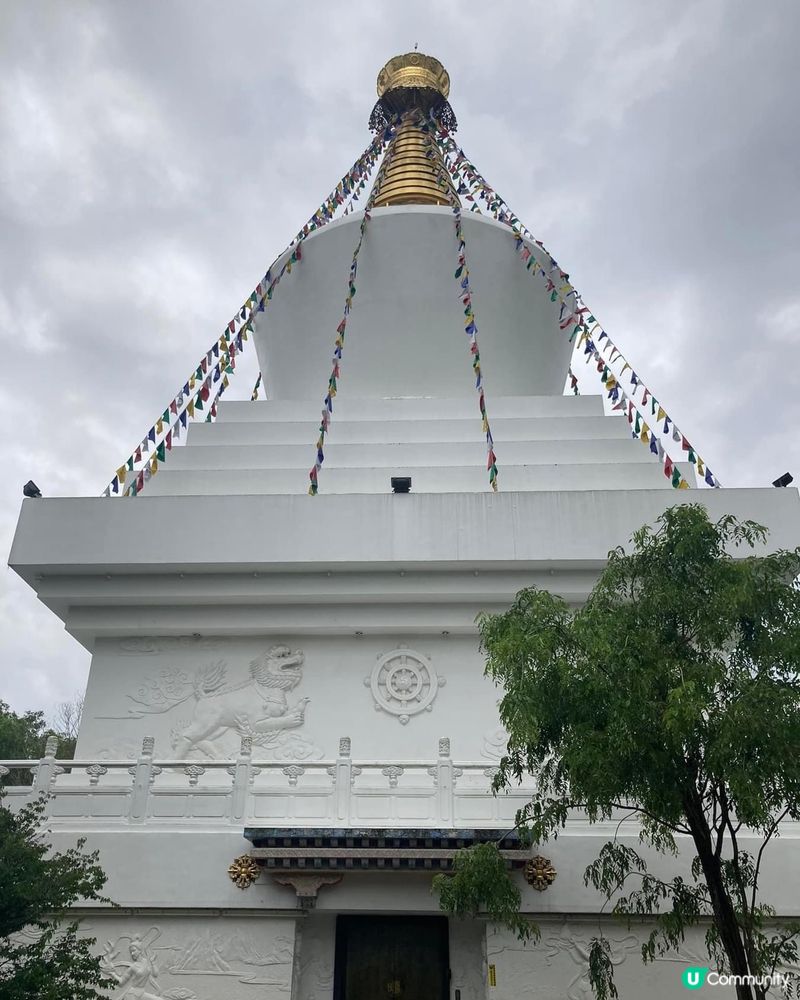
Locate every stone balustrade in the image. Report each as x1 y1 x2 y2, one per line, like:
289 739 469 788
0 735 526 830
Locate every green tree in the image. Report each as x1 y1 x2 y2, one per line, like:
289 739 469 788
0 699 81 785
435 505 800 1000
0 792 113 999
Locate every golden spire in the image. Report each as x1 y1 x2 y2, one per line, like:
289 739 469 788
369 52 458 209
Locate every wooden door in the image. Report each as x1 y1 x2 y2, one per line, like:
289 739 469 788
334 915 449 1000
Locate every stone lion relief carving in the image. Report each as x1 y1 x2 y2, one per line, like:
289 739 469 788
364 646 445 725
99 645 321 760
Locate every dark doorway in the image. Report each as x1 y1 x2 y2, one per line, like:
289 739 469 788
334 915 449 1000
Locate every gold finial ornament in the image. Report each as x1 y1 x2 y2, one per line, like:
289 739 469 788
227 854 261 890
368 50 458 209
369 50 457 132
377 51 450 103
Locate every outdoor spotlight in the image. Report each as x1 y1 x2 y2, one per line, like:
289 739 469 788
391 476 412 494
23 480 42 499
772 472 794 488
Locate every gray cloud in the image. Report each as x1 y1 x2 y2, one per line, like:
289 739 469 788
2 0 799 716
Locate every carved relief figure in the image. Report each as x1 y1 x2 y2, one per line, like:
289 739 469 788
167 931 294 986
544 930 638 1000
101 926 294 995
101 930 199 1000
170 646 308 758
481 725 510 761
100 645 315 759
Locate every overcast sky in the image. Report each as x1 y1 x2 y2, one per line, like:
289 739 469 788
2 1 799 720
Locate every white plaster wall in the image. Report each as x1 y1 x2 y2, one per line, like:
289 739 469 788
484 921 745 1000
39 820 800 916
252 207 574 401
293 913 336 1000
450 918 487 1000
71 909 785 999
77 634 501 764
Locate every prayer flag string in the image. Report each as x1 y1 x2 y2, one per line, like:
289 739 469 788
436 130 719 489
308 123 398 495
414 114 499 490
107 130 391 498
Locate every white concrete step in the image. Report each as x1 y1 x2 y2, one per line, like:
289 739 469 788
213 394 606 422
166 437 655 471
186 413 632 446
142 460 671 496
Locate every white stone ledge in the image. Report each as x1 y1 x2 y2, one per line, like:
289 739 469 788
12 488 799 578
166 438 656 472
215 395 606 422
60 601 530 640
186 413 632 446
35 568 603 605
142 462 670 496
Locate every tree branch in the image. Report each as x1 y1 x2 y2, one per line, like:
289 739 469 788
750 806 790 916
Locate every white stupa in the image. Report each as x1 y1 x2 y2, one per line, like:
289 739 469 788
8 51 800 1000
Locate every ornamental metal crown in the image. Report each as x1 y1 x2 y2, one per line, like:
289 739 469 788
376 52 450 100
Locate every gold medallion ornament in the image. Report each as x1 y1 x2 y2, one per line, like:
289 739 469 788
524 855 557 891
227 854 261 890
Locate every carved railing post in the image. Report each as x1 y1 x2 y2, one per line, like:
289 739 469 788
229 736 253 822
328 737 356 823
33 735 60 800
128 737 158 823
434 737 455 825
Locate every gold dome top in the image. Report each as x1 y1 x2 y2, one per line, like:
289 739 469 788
376 52 450 111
